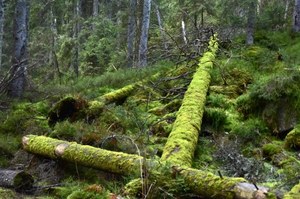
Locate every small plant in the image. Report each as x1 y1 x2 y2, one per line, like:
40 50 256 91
203 107 227 132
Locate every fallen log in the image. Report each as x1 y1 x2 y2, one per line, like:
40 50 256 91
160 36 218 167
0 169 34 191
48 84 137 126
22 135 275 199
284 183 300 199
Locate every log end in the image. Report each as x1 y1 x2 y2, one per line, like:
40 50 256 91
55 143 69 157
22 136 30 148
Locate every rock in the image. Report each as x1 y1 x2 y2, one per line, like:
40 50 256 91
285 125 300 150
262 98 298 137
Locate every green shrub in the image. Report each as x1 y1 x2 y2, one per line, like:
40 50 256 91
206 94 231 109
203 107 227 132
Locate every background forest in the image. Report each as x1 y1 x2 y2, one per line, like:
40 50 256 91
0 0 300 198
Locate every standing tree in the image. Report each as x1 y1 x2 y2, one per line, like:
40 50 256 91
138 0 152 67
92 0 99 30
7 0 29 98
293 0 300 32
0 0 4 71
72 0 82 77
246 0 256 45
127 0 137 67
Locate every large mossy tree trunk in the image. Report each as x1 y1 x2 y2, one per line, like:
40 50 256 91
22 135 274 199
160 36 218 167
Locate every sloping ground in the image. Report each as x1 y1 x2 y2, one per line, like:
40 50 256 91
1 32 300 198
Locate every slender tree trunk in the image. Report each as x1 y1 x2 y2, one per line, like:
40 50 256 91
153 1 168 51
138 0 152 67
7 0 29 98
246 1 256 45
179 0 188 46
106 0 112 19
72 0 82 77
0 0 4 71
49 4 61 82
92 0 99 30
284 0 290 21
293 0 300 32
127 0 137 67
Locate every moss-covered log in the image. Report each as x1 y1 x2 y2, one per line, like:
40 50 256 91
284 183 300 199
0 169 34 190
160 36 218 167
22 135 274 199
48 84 136 125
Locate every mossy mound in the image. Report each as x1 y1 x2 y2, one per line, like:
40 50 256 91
285 125 300 150
262 141 283 160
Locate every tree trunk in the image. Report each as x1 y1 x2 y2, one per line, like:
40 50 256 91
7 0 29 98
179 0 188 46
293 0 300 32
72 0 82 77
22 135 272 199
127 0 137 67
92 0 99 30
138 0 152 67
284 0 290 21
246 1 256 45
160 36 218 167
153 1 168 51
0 0 4 71
0 169 33 190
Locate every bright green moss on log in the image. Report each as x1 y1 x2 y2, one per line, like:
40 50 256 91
23 135 273 199
285 125 300 150
48 84 137 125
22 135 143 174
284 183 300 199
160 36 218 167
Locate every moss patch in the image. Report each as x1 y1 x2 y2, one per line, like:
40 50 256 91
285 125 300 150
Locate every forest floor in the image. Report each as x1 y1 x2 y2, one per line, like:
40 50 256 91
1 31 300 198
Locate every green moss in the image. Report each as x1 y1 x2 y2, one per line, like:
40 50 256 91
284 183 300 199
203 107 227 131
148 99 182 116
0 188 17 199
285 125 300 150
262 141 283 159
161 36 218 167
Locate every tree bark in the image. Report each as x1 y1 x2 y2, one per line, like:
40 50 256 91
179 0 188 46
0 169 33 190
246 1 256 45
72 0 82 77
7 0 29 98
0 0 4 71
22 135 272 199
127 0 137 67
153 1 168 51
92 0 99 30
160 36 218 167
284 0 290 21
138 0 152 67
293 0 300 32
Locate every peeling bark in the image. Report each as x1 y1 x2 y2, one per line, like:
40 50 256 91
22 135 273 199
160 36 218 167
